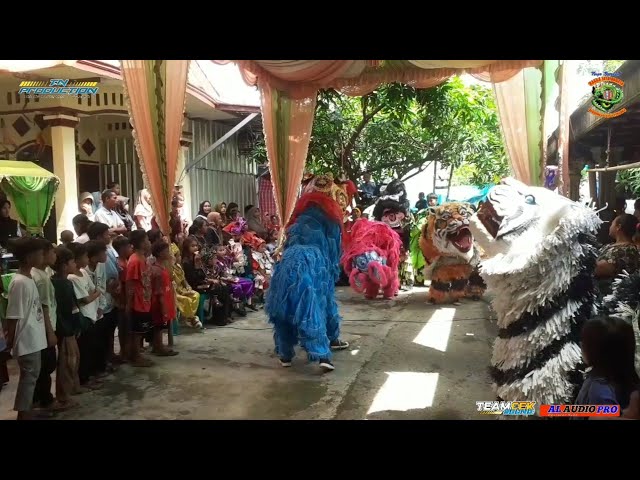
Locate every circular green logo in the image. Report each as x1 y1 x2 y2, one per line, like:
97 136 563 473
592 83 624 113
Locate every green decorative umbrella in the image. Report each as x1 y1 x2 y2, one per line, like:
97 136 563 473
0 160 59 235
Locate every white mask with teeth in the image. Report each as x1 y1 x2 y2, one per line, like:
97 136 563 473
469 178 590 268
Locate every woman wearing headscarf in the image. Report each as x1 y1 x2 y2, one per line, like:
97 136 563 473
79 191 95 221
226 202 239 222
134 189 154 232
0 199 22 248
196 201 212 222
214 202 228 226
115 196 135 232
246 206 269 239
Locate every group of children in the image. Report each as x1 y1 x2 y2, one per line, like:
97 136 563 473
1 223 186 419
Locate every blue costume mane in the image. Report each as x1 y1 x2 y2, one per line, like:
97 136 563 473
265 205 343 362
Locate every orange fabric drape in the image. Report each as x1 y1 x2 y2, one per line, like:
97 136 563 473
121 60 189 234
259 81 317 234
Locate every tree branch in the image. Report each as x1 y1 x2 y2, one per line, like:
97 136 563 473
400 161 433 182
342 102 386 170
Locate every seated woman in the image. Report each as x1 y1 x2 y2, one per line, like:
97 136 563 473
170 242 202 329
0 199 23 248
210 244 256 315
181 237 231 326
195 201 212 222
79 192 95 222
249 236 274 302
246 206 269 240
189 217 208 251
595 213 640 297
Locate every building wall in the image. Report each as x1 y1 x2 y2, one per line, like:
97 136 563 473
185 118 257 217
1 85 258 228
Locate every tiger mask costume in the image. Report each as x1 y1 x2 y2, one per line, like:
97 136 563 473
419 202 485 304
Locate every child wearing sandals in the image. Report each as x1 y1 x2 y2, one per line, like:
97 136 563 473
149 241 178 356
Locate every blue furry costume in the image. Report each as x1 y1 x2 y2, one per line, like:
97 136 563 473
265 174 355 370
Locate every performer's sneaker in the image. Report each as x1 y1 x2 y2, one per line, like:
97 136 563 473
319 359 335 372
279 358 292 367
330 339 349 350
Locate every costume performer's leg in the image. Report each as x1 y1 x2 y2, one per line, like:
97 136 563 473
364 281 379 299
325 290 341 345
297 287 332 361
414 266 425 287
266 245 334 363
273 322 297 361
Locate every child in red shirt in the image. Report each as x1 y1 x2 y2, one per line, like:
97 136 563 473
112 236 132 361
150 241 178 356
125 230 153 367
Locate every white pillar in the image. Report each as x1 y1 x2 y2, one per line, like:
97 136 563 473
44 113 79 240
178 132 193 222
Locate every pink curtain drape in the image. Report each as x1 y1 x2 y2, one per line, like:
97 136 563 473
259 81 316 234
230 60 542 98
556 62 570 197
493 72 532 184
121 60 189 234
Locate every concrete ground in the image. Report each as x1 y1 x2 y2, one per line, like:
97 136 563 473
0 287 497 420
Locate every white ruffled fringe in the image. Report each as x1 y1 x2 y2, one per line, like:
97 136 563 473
492 300 582 371
495 343 582 405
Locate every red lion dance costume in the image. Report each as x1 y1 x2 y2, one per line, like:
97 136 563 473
341 219 402 299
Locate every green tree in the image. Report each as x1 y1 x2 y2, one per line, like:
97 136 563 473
577 60 625 75
250 77 508 187
616 169 640 197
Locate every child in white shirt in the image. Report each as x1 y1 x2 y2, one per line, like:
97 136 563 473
5 237 47 420
67 243 101 388
83 240 110 376
31 240 60 411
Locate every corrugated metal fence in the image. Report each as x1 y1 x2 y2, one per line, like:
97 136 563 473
186 119 257 215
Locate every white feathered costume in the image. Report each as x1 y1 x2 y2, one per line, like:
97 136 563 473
469 178 601 407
